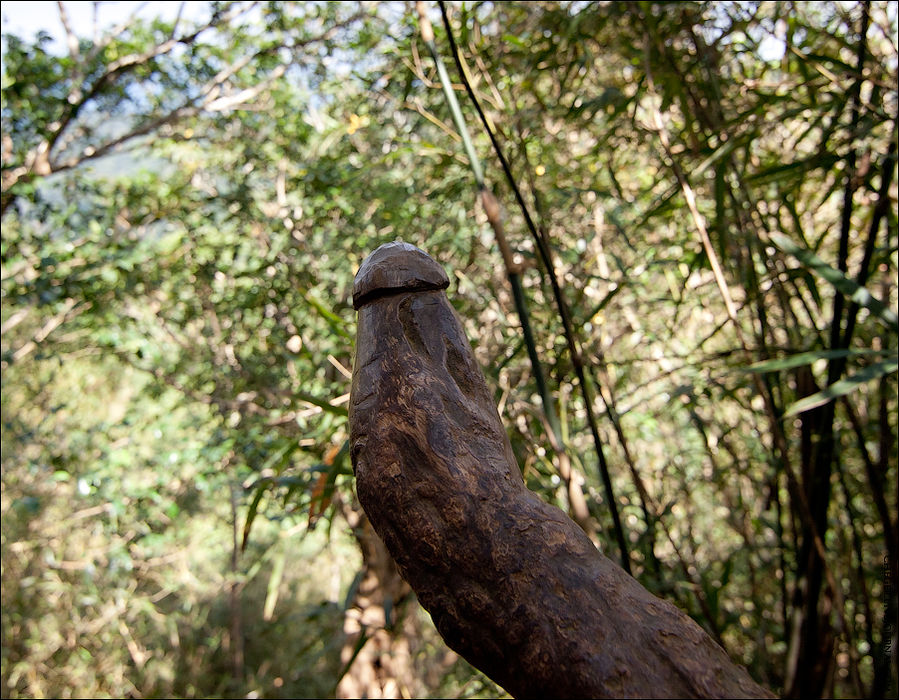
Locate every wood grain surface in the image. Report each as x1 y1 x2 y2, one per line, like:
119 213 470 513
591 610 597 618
348 241 774 699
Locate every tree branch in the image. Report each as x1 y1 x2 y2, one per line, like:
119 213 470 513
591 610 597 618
57 1 80 61
348 241 774 699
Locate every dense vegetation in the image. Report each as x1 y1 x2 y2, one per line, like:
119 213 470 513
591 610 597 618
2 2 896 698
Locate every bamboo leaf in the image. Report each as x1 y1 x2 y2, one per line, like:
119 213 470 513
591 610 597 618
263 543 286 621
769 233 899 331
295 390 348 417
302 290 353 340
342 569 365 612
241 485 267 552
259 439 298 474
747 348 890 373
747 153 841 185
784 360 899 416
587 284 623 321
335 626 370 685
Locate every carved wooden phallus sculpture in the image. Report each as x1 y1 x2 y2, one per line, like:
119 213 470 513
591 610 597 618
348 241 774 699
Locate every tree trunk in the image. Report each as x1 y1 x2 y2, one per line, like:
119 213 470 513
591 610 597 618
348 241 775 699
785 366 835 698
336 502 421 699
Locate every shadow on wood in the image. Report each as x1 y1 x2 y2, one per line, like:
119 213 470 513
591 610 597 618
348 241 775 699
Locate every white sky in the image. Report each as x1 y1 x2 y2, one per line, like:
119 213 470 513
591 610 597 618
1 1 208 47
2 0 791 62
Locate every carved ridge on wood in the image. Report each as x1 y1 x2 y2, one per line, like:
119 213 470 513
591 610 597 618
352 241 449 310
348 240 774 699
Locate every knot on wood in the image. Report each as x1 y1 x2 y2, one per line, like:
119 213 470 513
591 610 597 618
352 241 450 310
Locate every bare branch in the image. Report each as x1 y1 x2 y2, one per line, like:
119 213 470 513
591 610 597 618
52 104 197 173
204 65 287 112
57 2 80 61
170 2 186 40
52 2 258 161
10 298 85 363
349 242 775 699
0 309 29 336
3 2 366 211
92 2 99 45
85 2 150 66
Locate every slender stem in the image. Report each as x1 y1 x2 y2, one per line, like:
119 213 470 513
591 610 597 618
415 3 483 187
434 0 631 572
842 128 897 349
634 10 860 692
415 2 599 544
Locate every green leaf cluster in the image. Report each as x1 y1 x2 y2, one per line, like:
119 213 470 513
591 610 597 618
2 1 896 698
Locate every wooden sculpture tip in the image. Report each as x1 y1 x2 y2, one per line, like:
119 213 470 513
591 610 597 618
353 241 450 309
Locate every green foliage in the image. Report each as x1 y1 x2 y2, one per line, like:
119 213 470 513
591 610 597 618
2 1 897 698
0 352 356 698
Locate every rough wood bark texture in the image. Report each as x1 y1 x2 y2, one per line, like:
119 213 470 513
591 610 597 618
336 508 418 700
348 241 774 699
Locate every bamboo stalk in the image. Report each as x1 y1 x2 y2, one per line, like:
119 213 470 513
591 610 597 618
430 0 630 570
415 2 601 546
348 241 774 699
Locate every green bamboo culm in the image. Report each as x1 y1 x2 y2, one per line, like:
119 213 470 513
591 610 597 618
414 2 560 441
427 0 632 572
415 2 484 188
415 2 631 566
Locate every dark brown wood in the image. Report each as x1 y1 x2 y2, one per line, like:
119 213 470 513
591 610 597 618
348 241 774 699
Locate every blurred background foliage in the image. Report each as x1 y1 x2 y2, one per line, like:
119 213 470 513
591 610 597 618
1 1 896 698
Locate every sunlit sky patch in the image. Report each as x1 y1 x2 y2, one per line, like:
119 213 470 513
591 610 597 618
2 1 208 45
